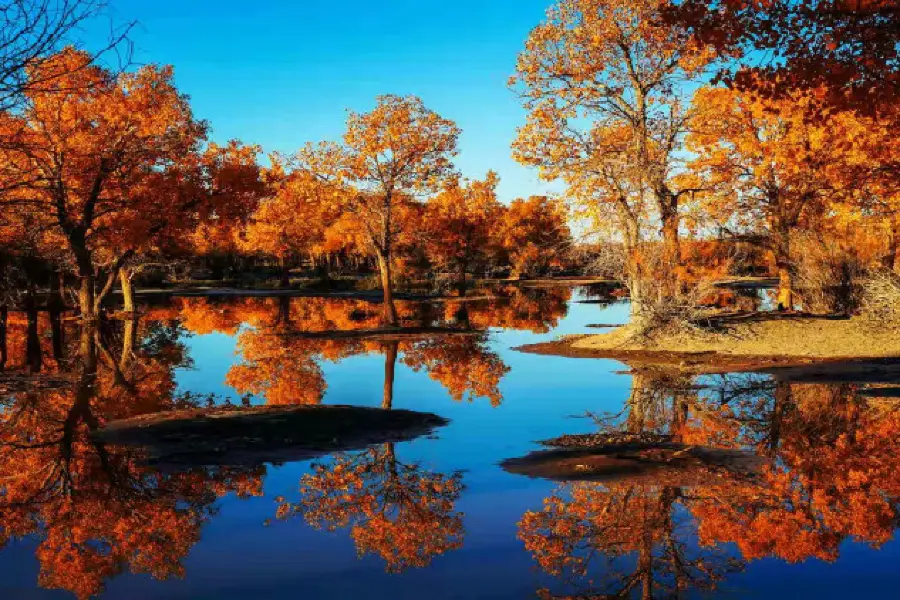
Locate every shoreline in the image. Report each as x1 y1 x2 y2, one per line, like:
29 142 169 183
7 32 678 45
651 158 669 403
517 314 900 378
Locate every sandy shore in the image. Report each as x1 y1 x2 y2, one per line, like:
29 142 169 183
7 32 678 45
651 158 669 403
518 313 900 376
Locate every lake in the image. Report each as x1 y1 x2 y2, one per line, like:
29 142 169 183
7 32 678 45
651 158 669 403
1 285 898 599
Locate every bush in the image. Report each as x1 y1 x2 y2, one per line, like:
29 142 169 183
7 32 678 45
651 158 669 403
793 233 866 315
860 269 900 328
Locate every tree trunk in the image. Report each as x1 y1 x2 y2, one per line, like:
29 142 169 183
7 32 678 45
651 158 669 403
376 250 399 327
625 247 647 325
774 227 794 311
0 306 7 370
658 190 680 298
777 265 794 311
888 214 900 272
279 255 290 289
382 341 398 410
457 261 467 297
120 268 135 313
48 270 65 361
25 294 42 373
78 273 95 320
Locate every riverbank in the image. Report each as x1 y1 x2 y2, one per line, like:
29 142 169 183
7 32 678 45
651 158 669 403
518 312 900 376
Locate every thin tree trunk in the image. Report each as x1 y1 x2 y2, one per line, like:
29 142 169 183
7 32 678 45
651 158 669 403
119 268 135 313
889 214 900 272
48 270 65 361
25 294 42 373
457 260 467 297
279 255 290 289
777 264 794 311
376 250 399 327
78 274 95 320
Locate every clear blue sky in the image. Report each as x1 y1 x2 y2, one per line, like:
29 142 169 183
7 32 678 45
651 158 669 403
86 0 557 203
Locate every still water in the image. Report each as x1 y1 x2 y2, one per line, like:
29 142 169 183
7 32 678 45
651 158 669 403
1 286 898 599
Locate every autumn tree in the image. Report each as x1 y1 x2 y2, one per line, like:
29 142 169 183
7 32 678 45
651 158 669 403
686 84 870 309
0 48 265 318
512 0 715 303
666 0 900 114
422 171 502 295
337 95 460 326
239 154 337 287
496 195 571 278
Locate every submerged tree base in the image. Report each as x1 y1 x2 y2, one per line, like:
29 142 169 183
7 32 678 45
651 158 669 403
518 313 900 377
92 405 449 467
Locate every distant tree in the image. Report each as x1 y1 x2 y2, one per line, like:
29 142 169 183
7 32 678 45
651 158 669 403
496 196 571 278
422 171 502 295
239 155 337 287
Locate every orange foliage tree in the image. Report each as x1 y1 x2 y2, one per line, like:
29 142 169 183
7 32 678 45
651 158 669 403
511 0 716 301
422 171 502 295
336 95 460 325
0 48 265 318
239 153 339 287
686 84 872 309
666 0 900 113
496 196 571 278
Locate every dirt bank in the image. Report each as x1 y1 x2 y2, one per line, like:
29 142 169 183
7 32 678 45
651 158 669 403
518 313 900 376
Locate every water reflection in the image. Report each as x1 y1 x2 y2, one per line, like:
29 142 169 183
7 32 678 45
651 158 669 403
282 442 465 573
0 321 264 599
513 368 900 599
0 288 898 599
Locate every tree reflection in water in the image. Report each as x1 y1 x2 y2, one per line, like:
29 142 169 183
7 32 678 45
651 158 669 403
518 368 900 599
0 317 265 599
275 326 466 573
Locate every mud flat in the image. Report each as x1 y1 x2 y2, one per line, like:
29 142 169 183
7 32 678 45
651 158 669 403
92 404 449 467
501 432 762 486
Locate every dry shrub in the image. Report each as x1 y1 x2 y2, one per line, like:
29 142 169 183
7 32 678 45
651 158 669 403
793 233 866 315
860 269 900 328
627 244 721 340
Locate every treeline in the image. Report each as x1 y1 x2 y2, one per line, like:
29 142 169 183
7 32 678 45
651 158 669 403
0 48 572 325
2 0 900 327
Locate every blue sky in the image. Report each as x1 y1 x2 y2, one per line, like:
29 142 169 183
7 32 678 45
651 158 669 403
84 0 557 202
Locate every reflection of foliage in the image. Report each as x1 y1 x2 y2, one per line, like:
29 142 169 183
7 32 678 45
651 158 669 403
283 443 465 573
210 295 515 407
691 382 900 564
402 334 509 407
523 370 900 598
520 483 742 599
0 322 264 599
465 286 571 333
